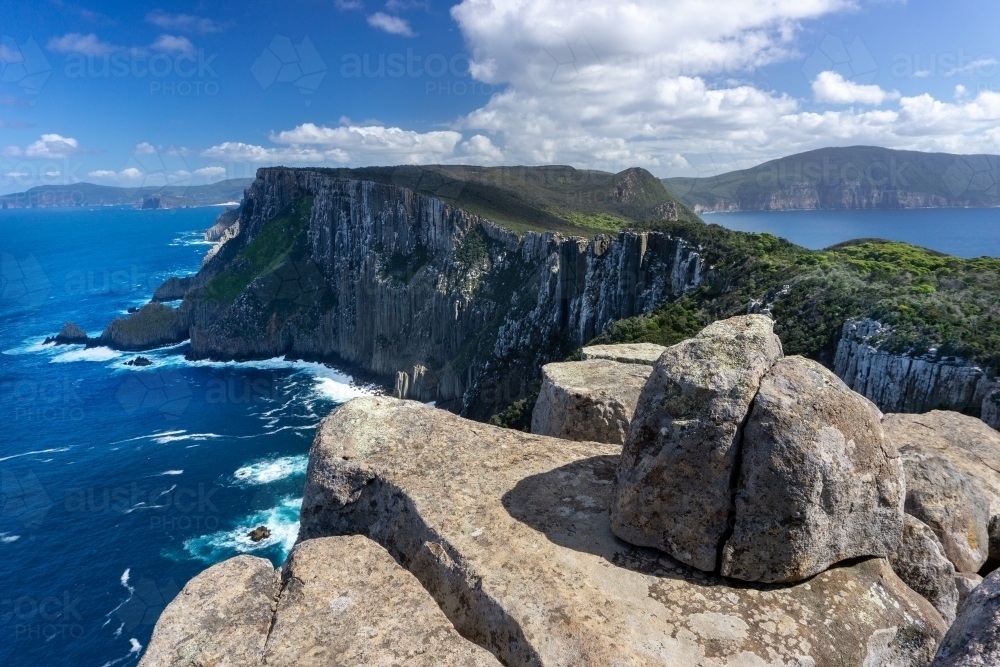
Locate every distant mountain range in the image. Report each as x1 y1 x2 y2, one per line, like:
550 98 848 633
0 178 254 209
663 146 1000 212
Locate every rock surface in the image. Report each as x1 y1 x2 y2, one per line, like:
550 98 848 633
580 342 666 366
722 356 905 583
610 314 783 572
890 514 959 624
53 322 88 344
899 445 991 573
931 569 1000 666
983 388 1000 431
884 411 1000 559
955 572 983 612
301 396 947 666
530 359 651 445
98 303 187 351
138 555 280 667
264 536 501 666
152 276 192 302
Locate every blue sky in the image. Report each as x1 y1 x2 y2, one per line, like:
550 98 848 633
1 0 999 194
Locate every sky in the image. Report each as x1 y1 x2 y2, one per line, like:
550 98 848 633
1 0 999 194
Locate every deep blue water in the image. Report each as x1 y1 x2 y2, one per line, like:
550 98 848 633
703 207 1000 258
0 207 366 667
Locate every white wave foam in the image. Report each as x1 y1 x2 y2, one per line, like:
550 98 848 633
0 446 71 463
153 432 223 445
183 496 301 563
110 430 186 445
0 533 20 544
51 346 121 363
157 470 184 476
233 455 308 486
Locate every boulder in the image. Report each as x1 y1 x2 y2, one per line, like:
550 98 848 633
264 536 501 666
721 356 905 583
931 569 1000 666
301 396 947 666
580 342 666 366
982 388 1000 431
889 514 959 624
138 555 280 667
955 572 983 611
530 360 651 445
884 411 1000 559
899 445 991 573
610 314 784 572
54 322 89 344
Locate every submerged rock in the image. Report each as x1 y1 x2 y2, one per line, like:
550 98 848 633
138 555 280 667
580 342 666 366
610 314 783 572
884 411 1000 560
900 445 991 574
722 356 905 583
890 514 959 624
931 569 1000 666
300 396 946 666
530 359 650 445
125 356 152 367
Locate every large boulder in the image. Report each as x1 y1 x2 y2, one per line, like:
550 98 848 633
138 555 280 667
721 356 904 583
301 396 947 666
530 360 651 445
610 315 783 572
899 445 991 573
580 342 666 365
931 569 1000 666
955 572 984 612
884 411 1000 559
264 536 501 666
890 514 959 624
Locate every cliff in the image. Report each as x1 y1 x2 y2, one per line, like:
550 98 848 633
101 167 702 418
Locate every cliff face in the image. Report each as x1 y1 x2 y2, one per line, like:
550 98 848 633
692 183 952 213
834 318 997 417
153 169 703 418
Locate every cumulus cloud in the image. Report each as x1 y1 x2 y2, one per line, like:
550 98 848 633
367 13 416 37
151 35 195 55
47 33 116 56
194 166 228 179
145 10 222 34
812 71 899 105
25 134 81 158
2 146 23 157
134 142 157 155
335 0 364 9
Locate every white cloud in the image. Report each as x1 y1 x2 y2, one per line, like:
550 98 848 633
335 0 364 9
367 12 416 37
87 170 117 179
47 33 116 56
812 71 899 105
24 134 81 158
194 166 228 179
151 35 195 55
2 146 23 157
145 11 222 34
945 57 998 78
134 142 158 155
460 134 504 163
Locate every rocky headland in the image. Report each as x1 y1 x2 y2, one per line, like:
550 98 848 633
139 316 1000 666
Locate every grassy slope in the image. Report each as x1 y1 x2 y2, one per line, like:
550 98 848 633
282 164 700 235
663 146 1000 210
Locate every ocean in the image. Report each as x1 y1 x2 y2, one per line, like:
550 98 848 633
0 207 368 667
703 207 1000 258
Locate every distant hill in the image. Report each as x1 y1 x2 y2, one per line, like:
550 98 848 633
299 164 700 235
662 146 1000 212
0 178 254 209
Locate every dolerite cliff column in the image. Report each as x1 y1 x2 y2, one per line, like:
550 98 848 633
185 168 706 418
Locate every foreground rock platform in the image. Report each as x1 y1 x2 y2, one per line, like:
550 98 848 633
301 396 947 667
580 342 667 365
140 537 500 667
530 359 651 445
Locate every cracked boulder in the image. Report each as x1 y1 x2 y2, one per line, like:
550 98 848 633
899 444 991 574
530 359 651 445
301 396 946 666
889 514 959 624
721 356 905 583
580 342 666 365
932 569 1000 666
883 410 1000 560
610 315 783 572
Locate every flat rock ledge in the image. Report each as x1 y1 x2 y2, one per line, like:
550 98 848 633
139 536 500 667
580 342 667 365
530 359 651 445
298 396 946 667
